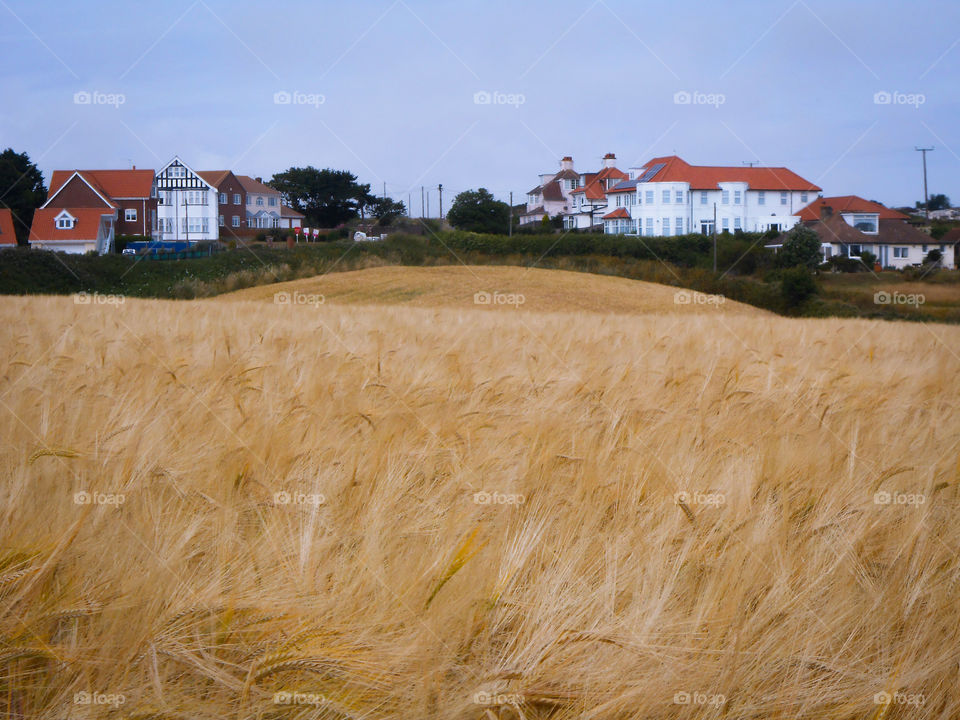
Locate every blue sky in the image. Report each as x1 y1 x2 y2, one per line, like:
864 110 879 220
2 0 958 212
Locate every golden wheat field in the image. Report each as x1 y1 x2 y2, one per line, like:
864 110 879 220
1 267 959 720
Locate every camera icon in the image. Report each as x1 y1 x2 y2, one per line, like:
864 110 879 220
74 291 91 304
673 691 691 704
473 90 491 105
874 490 891 505
873 91 892 105
73 91 92 105
274 291 291 305
673 90 691 105
274 491 291 505
74 491 92 505
273 90 292 105
674 491 690 504
873 291 890 305
473 491 492 505
873 691 892 705
474 290 491 305
674 290 691 305
274 691 292 704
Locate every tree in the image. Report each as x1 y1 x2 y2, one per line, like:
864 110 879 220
367 197 406 225
927 194 951 211
780 266 818 310
777 225 822 269
269 167 372 228
925 248 943 266
0 148 47 245
446 188 510 234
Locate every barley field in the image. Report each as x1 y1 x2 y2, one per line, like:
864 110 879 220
1 267 959 719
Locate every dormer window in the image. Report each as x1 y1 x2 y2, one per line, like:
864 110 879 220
55 211 76 229
851 213 878 234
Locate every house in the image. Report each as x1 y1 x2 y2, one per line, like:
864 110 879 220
238 176 283 230
198 171 247 238
279 204 304 229
520 156 580 226
0 209 17 248
601 155 820 236
791 197 955 269
155 157 219 242
28 168 157 254
565 153 629 230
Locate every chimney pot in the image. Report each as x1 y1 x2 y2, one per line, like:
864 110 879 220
255 176 263 183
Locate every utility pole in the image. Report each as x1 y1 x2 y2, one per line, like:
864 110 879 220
438 184 443 220
915 147 934 219
509 191 513 237
421 186 425 219
426 191 430 219
408 192 411 217
713 202 717 273
383 182 386 199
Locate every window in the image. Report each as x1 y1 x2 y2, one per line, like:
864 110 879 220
734 217 742 230
219 192 227 204
922 244 928 252
722 190 729 205
256 196 264 206
645 217 653 235
188 217 203 233
700 191 708 205
847 244 862 257
56 216 73 229
233 193 241 204
636 191 642 204
662 190 670 203
722 217 729 231
646 190 654 204
893 247 908 258
734 190 741 204
168 166 185 178
851 214 878 234
219 215 225 227
202 218 209 233
268 197 277 206
662 217 670 235
801 192 808 203
124 208 137 222
780 191 788 205
232 216 240 228
758 191 766 206
675 190 683 204
676 217 683 234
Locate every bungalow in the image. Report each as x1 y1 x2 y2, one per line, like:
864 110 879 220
565 153 629 230
29 168 157 253
520 156 579 226
603 155 820 236
155 157 219 242
0 209 17 248
792 197 955 269
198 170 247 238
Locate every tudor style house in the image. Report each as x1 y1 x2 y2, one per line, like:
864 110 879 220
521 156 580 226
601 156 820 236
28 168 157 254
790 196 955 269
155 157 219 242
198 170 246 239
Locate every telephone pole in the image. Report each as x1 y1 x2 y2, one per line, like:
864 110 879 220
915 147 934 219
421 186 425 219
438 184 443 220
509 191 513 236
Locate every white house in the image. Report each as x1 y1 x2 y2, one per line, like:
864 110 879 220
155 157 219 242
565 153 629 230
520 156 580 226
601 155 821 236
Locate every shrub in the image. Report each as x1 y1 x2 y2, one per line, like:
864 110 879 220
780 266 818 310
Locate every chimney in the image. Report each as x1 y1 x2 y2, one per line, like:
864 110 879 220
255 176 263 183
820 204 833 220
132 165 136 170
561 156 574 171
602 153 616 169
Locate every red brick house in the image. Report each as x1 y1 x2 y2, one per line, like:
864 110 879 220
198 170 247 238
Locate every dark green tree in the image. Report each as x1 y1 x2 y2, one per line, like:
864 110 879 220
269 167 372 227
927 194 951 211
367 197 406 225
0 148 47 245
777 225 822 269
446 188 510 234
780 266 818 310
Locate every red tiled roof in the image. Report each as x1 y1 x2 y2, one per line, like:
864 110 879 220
0 209 16 244
237 175 279 195
795 195 908 221
29 208 116 242
197 170 233 187
280 204 304 218
49 169 155 200
541 179 564 202
637 155 820 191
602 208 630 219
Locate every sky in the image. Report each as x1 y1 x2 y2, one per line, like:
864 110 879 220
1 0 958 213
